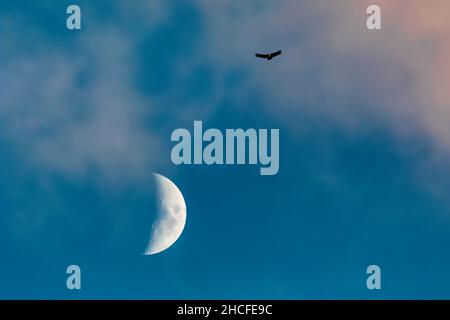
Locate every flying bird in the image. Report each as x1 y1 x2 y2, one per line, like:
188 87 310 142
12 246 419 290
255 50 282 60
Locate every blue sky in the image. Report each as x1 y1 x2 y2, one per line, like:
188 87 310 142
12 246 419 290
1 0 450 299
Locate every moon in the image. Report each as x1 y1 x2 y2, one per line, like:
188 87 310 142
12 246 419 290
144 173 187 255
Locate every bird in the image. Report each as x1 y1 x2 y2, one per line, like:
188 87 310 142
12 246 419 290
255 50 282 60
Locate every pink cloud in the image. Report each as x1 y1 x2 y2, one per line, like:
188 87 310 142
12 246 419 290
194 0 450 153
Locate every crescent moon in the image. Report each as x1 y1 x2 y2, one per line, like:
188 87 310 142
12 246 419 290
144 173 187 255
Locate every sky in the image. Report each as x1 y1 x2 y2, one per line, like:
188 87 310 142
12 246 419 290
1 0 450 299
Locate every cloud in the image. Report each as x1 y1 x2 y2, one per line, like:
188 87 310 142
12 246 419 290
0 21 163 186
191 0 450 154
383 1 450 150
1 0 450 193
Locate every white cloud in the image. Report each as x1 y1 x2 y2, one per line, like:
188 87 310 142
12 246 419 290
0 25 164 186
2 0 450 190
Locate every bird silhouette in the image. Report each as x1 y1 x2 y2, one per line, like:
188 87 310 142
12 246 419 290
255 50 282 60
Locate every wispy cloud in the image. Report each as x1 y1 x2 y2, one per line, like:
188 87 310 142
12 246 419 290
1 0 450 195
0 23 163 186
193 0 450 151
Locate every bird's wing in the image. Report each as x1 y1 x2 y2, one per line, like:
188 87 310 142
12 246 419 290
271 50 282 57
255 53 268 59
